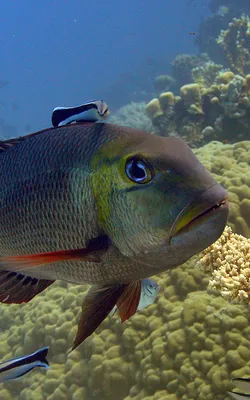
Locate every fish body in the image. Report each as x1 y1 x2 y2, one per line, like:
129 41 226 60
0 347 49 383
110 278 159 317
52 100 109 127
0 122 228 348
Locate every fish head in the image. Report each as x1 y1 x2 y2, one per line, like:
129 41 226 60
142 278 160 296
96 100 110 119
91 125 228 271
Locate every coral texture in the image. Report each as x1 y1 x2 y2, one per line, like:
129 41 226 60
109 102 153 132
146 68 250 147
198 226 250 304
194 140 250 237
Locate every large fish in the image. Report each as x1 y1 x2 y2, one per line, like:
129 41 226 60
0 122 228 349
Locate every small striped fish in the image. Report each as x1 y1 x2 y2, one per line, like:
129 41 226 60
52 100 109 127
0 347 49 383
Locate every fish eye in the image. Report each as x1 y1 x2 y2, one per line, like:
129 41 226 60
125 157 154 184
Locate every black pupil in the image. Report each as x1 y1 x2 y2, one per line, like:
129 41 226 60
131 161 146 179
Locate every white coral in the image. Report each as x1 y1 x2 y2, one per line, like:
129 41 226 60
197 226 250 304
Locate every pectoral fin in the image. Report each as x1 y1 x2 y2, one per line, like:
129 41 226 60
72 280 142 350
72 284 127 351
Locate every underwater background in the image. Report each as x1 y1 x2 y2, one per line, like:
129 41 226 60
0 0 250 399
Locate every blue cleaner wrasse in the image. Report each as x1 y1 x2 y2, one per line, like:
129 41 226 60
0 122 228 350
109 278 160 318
51 100 109 127
0 347 49 383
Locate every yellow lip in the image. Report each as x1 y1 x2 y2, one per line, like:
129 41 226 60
169 185 228 242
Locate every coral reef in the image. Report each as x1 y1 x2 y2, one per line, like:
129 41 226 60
109 102 154 132
192 62 224 88
170 53 209 89
146 68 250 147
197 226 250 304
217 15 250 76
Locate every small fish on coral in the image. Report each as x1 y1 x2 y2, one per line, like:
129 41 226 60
0 347 49 383
110 278 160 317
197 225 250 304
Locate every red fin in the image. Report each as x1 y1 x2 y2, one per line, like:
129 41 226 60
0 270 54 304
0 235 110 272
0 249 99 271
72 284 127 351
116 281 142 323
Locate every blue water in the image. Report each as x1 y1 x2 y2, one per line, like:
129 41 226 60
0 0 209 133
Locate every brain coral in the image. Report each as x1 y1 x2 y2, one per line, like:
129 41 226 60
0 141 249 400
194 140 250 238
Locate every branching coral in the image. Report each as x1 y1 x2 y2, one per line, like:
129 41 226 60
217 15 250 76
197 226 250 304
192 62 224 88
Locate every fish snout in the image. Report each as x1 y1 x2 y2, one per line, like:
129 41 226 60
169 183 228 242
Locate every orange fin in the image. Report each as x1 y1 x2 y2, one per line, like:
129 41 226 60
72 284 128 351
0 270 54 304
116 281 142 323
0 235 110 272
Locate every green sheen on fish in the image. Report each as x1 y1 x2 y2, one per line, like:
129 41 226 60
0 122 228 349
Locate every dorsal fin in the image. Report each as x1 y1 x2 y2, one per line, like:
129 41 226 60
0 122 94 154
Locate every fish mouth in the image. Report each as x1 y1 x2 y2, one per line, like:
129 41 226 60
169 184 228 243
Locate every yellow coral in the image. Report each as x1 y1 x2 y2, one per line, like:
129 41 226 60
159 91 175 110
145 99 163 120
180 83 204 115
216 71 235 84
194 140 250 237
197 226 250 304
